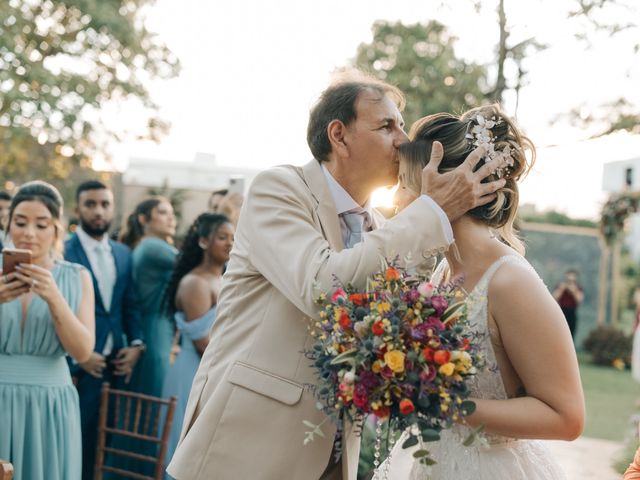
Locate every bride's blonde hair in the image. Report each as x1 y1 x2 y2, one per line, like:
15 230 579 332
400 104 534 254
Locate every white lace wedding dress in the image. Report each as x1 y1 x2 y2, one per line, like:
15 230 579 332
379 255 566 480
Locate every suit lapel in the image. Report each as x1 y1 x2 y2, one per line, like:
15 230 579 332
301 159 344 251
109 240 125 296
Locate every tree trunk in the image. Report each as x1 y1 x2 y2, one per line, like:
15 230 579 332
494 0 508 103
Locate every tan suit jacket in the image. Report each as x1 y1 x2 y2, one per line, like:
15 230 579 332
167 159 449 480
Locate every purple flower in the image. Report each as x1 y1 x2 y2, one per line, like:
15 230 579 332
359 371 380 389
424 316 445 331
410 323 430 340
402 383 416 397
404 289 421 303
430 296 449 315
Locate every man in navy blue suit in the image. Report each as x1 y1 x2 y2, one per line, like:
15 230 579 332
65 180 145 480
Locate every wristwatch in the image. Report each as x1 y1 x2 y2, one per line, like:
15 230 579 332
130 339 146 353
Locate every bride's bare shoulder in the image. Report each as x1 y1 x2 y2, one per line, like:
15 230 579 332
488 256 547 302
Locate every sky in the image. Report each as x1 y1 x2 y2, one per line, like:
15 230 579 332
101 0 640 220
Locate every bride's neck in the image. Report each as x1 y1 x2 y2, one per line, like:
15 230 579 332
444 216 504 278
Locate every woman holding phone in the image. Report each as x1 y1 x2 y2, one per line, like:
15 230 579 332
0 181 95 480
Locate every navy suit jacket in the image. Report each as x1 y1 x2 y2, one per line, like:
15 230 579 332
64 234 144 367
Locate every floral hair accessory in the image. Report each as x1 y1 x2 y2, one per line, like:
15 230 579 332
466 114 514 179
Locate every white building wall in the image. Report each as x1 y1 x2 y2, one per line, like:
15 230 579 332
602 157 640 261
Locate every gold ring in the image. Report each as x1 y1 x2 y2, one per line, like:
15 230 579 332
3 275 8 284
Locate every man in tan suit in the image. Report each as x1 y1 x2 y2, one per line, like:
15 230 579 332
167 72 506 480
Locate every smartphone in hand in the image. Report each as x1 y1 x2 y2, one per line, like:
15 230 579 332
2 248 32 275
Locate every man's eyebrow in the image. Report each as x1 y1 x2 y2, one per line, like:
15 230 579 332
380 116 405 127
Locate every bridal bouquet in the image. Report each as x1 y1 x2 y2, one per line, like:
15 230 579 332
304 259 484 466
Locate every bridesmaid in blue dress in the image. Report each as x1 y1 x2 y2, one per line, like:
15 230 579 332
0 181 95 480
119 197 178 397
162 213 234 474
111 197 177 475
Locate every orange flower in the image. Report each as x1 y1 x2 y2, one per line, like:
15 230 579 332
385 267 401 281
399 398 415 415
433 350 451 365
372 320 385 336
422 347 435 363
339 309 351 329
349 293 365 306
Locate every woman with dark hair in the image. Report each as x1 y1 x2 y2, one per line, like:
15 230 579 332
161 213 234 472
118 196 177 397
0 181 95 480
383 105 584 479
110 197 178 474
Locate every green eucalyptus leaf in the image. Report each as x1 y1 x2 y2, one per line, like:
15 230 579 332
412 449 429 458
461 400 476 415
421 428 441 442
402 436 419 449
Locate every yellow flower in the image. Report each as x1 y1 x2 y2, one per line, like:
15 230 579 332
372 360 383 373
612 358 626 370
377 302 391 314
439 362 455 376
384 350 406 373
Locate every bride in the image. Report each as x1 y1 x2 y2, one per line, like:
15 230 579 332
382 104 585 479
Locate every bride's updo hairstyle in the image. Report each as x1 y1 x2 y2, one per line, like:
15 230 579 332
399 104 534 254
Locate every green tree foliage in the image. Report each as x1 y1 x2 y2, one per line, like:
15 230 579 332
520 210 597 228
0 0 179 199
354 21 489 127
564 0 639 135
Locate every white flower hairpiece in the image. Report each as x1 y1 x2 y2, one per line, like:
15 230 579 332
465 114 514 178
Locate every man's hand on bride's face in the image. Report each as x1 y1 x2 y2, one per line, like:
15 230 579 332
421 141 507 221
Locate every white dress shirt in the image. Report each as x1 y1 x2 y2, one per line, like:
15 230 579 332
321 165 454 245
76 226 117 355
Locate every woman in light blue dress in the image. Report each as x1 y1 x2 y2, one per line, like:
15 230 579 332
0 181 95 480
162 213 234 474
119 197 178 398
109 197 178 475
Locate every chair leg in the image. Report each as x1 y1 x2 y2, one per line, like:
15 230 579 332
94 382 110 480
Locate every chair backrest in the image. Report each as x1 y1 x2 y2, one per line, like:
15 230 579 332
94 382 177 480
0 460 13 480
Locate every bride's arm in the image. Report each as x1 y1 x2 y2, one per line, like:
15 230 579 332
464 262 585 441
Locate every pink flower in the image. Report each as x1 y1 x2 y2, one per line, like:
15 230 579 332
417 282 434 298
420 364 437 382
331 288 347 303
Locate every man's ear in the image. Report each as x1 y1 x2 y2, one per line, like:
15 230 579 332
327 120 349 157
74 206 80 217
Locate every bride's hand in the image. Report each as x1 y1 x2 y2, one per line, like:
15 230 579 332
421 141 507 221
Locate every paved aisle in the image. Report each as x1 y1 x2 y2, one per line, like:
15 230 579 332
545 436 623 480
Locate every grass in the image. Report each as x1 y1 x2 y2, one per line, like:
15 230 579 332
579 352 640 441
578 349 640 473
